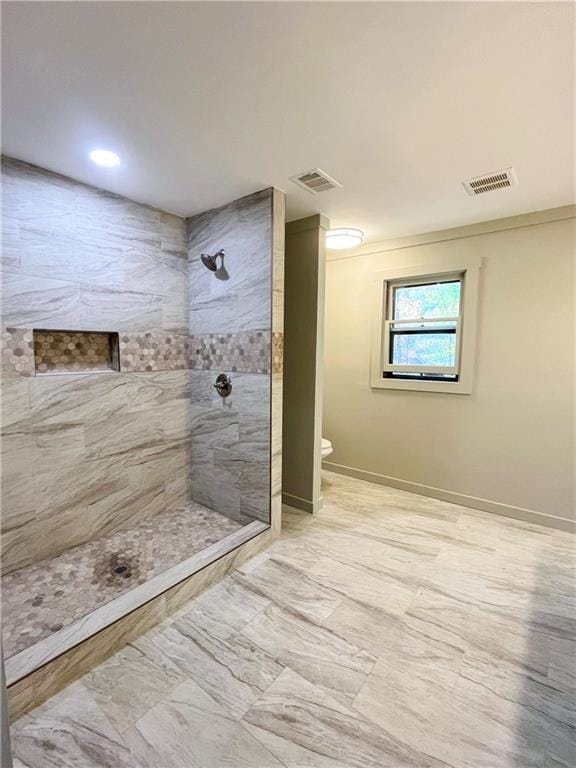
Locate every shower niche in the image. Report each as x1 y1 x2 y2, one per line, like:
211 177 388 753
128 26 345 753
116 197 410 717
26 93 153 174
33 329 120 374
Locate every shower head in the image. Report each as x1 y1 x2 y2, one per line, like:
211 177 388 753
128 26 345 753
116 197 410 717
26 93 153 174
201 254 218 271
200 249 225 272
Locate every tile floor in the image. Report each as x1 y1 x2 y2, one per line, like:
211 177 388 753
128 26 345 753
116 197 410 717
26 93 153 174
9 471 576 768
2 503 242 658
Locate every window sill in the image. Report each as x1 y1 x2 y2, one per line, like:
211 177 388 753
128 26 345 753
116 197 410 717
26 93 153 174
371 375 472 394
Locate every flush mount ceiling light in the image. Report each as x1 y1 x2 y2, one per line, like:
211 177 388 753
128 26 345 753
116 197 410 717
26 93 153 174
89 149 121 168
325 227 364 250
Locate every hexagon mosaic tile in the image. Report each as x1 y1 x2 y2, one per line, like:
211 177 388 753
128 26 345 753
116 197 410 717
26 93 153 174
33 330 119 374
1 503 243 659
189 331 271 373
1 328 34 377
119 332 189 372
1 327 284 377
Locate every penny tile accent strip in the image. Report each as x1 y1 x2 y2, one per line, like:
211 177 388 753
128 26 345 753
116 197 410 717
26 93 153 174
119 333 190 372
189 330 271 373
1 328 35 377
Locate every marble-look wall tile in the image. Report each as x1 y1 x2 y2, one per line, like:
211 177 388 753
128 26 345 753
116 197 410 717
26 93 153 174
26 369 190 424
1 157 188 334
239 460 269 523
272 188 285 335
83 410 165 460
1 215 21 267
2 157 77 235
0 378 30 426
2 277 167 333
160 212 187 259
186 187 282 530
188 370 270 524
187 189 272 335
1 370 192 573
1 420 86 479
271 373 283 494
1 450 186 575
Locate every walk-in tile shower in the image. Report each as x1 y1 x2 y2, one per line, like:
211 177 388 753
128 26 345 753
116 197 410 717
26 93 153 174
0 157 283 695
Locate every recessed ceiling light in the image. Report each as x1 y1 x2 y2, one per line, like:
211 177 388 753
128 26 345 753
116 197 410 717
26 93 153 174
325 228 364 250
89 149 121 168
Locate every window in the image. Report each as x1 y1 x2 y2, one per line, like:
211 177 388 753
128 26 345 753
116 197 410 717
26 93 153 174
383 276 462 381
370 257 480 394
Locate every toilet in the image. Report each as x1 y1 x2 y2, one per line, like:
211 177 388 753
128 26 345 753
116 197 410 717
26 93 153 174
321 437 333 459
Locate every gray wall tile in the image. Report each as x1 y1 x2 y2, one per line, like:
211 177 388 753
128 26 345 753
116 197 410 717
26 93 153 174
0 370 192 573
187 190 272 334
1 157 188 334
186 189 274 524
187 370 270 525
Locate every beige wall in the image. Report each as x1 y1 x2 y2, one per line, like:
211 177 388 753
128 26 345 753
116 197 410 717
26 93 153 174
323 209 575 528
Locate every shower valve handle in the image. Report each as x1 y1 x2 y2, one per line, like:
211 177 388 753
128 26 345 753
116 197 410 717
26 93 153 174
214 373 232 398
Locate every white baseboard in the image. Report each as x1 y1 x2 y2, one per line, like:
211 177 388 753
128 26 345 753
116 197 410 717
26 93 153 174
322 461 575 533
281 492 323 515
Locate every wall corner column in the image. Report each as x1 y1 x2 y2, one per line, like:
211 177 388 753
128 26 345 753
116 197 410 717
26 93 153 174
282 213 330 514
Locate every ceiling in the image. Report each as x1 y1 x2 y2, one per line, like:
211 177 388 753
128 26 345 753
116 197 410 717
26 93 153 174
2 2 574 242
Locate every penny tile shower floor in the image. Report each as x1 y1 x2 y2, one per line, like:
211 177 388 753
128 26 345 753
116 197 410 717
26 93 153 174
1 503 242 658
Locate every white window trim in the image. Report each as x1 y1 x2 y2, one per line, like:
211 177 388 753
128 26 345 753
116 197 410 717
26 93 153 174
370 256 481 394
